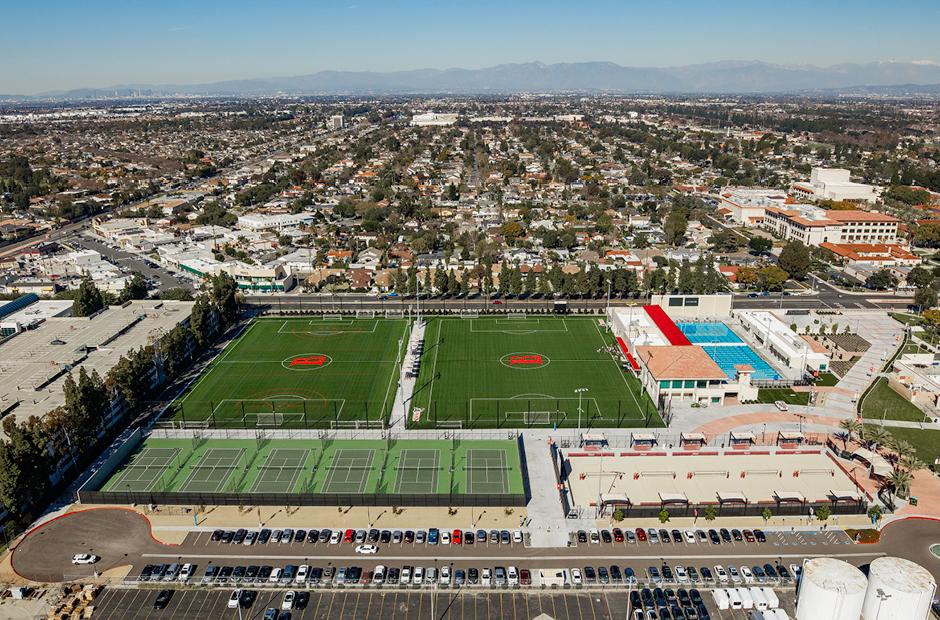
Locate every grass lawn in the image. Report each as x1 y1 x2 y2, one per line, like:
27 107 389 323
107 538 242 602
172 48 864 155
890 313 922 326
171 317 408 428
756 388 809 406
865 425 940 468
814 372 839 387
860 378 929 423
409 316 660 429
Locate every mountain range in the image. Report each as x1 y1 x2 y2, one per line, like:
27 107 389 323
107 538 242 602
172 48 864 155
7 60 940 100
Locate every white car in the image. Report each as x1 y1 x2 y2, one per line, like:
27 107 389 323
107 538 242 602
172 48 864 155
728 565 742 584
426 567 437 585
714 565 729 583
481 568 492 586
740 566 754 584
684 530 696 543
413 567 424 585
71 554 99 565
295 565 309 584
178 563 195 582
440 566 451 586
269 568 282 583
589 529 600 544
373 565 386 584
512 530 523 543
329 530 341 544
774 400 789 411
282 591 295 610
441 532 451 545
507 566 519 586
355 544 378 554
227 590 240 609
401 566 412 584
674 565 688 583
571 568 583 585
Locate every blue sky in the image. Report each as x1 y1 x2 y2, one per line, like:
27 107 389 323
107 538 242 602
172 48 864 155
3 0 940 94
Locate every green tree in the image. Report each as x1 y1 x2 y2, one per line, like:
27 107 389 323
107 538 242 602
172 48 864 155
908 266 934 290
708 229 742 253
72 274 105 317
158 287 194 301
758 265 790 291
658 508 670 523
663 210 688 246
0 417 52 522
865 269 897 290
188 294 212 346
748 236 773 255
612 508 624 522
815 505 831 521
209 272 239 326
703 505 717 521
119 272 149 302
915 286 938 310
761 507 773 523
867 505 883 524
778 241 811 280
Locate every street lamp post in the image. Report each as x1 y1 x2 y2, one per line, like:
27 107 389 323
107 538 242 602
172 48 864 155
575 388 589 437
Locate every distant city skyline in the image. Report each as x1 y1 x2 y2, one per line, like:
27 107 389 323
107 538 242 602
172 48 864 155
4 0 940 94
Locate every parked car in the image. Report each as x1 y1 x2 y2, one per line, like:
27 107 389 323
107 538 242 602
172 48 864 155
153 590 173 610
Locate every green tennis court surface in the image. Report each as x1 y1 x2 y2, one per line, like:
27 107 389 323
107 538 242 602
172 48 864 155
95 436 525 499
409 316 661 429
169 317 409 429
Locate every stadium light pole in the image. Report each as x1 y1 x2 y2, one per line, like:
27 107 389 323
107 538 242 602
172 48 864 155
575 388 589 436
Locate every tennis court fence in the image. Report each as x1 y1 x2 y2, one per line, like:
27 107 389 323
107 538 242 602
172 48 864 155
77 489 526 508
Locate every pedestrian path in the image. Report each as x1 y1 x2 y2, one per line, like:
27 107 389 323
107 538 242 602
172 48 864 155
389 319 425 429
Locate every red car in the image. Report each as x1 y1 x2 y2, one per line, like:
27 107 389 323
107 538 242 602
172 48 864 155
519 568 531 586
743 530 755 543
635 528 647 542
492 300 503 305
452 529 462 545
612 528 625 543
343 528 355 543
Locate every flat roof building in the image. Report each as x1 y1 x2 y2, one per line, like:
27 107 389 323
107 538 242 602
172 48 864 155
791 167 878 204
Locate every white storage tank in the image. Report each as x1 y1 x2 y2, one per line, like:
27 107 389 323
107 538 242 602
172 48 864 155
862 556 936 620
796 558 867 620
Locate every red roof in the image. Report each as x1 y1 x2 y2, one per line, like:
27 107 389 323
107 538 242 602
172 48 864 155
643 305 691 346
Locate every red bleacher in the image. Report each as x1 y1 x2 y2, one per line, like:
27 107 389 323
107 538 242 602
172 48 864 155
615 337 641 372
642 304 691 346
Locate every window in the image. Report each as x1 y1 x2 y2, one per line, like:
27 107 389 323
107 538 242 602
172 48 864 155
697 380 707 388
672 380 684 389
668 298 683 307
684 380 695 388
711 396 721 403
684 297 699 307
659 380 671 389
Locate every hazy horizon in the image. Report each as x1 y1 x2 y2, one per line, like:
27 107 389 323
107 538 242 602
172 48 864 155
4 0 940 95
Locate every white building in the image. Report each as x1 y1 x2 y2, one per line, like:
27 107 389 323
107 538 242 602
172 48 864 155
764 205 898 247
791 167 878 203
329 114 344 130
411 112 459 127
236 213 315 232
736 311 830 374
717 188 792 227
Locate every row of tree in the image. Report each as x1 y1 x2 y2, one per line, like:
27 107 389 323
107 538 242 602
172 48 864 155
0 273 239 528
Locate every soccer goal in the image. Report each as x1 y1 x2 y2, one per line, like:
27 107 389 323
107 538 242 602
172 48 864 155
322 314 344 321
385 309 404 319
253 412 306 428
356 310 376 319
506 312 527 320
459 309 479 319
504 410 564 425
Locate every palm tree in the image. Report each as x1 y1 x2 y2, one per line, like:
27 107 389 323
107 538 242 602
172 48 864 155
899 452 926 473
888 468 914 500
838 419 863 450
864 425 891 452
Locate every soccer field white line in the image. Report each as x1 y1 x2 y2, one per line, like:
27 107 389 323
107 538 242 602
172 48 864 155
468 318 570 333
468 396 646 422
592 319 644 415
179 449 244 493
276 319 381 335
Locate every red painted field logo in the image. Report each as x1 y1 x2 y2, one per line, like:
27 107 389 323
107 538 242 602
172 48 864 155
509 354 543 366
290 355 327 367
500 352 550 369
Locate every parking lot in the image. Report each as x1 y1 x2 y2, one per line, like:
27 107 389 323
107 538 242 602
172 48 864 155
91 586 798 620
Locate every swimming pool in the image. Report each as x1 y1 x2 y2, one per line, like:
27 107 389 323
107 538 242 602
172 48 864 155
676 322 743 344
700 345 780 381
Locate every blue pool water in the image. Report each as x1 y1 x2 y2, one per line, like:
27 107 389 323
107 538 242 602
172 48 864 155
676 322 743 344
700 345 780 381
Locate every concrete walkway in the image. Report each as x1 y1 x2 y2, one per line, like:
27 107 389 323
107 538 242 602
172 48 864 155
389 319 426 429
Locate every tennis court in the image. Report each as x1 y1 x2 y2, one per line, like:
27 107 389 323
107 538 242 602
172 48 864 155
105 447 179 492
465 448 510 494
394 449 441 494
177 448 243 493
250 448 311 493
321 448 375 494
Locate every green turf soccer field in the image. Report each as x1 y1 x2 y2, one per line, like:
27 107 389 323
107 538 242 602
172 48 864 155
408 315 661 429
171 317 409 428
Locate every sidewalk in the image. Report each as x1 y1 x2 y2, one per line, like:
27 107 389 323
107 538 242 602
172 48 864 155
390 319 425 429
